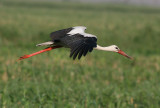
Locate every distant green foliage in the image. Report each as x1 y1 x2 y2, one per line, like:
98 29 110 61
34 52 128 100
0 1 160 108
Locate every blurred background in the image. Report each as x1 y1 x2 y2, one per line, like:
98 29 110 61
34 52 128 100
0 0 160 107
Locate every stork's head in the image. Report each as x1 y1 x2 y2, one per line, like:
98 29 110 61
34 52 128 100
109 45 133 59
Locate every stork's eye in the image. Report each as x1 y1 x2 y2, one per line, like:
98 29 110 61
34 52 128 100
115 47 118 49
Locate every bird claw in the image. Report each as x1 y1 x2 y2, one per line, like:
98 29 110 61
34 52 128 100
18 55 30 60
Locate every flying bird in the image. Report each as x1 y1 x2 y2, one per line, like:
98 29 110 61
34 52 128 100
18 26 132 60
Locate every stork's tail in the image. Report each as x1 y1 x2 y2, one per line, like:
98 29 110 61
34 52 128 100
18 46 62 60
36 41 54 46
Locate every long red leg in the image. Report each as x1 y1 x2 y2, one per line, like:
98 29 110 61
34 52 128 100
18 46 62 60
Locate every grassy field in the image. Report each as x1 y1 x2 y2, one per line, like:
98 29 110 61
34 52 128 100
0 0 160 107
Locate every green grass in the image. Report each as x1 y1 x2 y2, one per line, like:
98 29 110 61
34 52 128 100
0 0 160 107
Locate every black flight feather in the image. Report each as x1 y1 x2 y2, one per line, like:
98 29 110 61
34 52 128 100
70 42 83 58
72 45 84 60
83 46 89 56
78 46 85 59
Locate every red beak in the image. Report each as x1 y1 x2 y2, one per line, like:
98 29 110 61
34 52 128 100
117 50 133 59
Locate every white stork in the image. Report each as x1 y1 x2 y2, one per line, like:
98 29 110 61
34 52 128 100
18 26 132 60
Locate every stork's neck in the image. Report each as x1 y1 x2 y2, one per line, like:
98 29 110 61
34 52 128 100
94 45 114 52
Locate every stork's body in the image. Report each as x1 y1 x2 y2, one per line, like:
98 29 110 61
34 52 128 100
19 26 132 60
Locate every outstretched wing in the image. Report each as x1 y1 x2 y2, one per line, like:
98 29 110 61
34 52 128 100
50 26 97 60
60 33 97 60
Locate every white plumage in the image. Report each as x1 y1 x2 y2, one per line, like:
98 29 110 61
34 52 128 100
67 26 97 38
